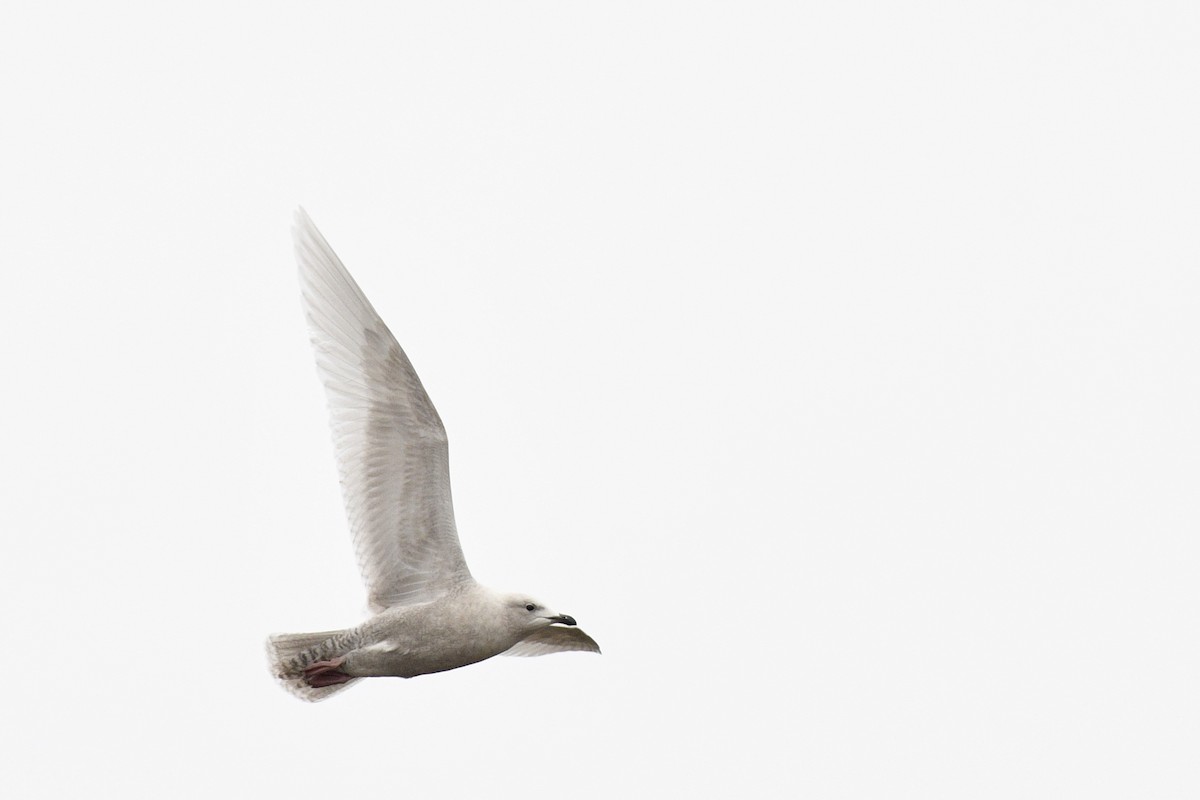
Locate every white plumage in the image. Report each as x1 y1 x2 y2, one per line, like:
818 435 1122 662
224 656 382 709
267 210 598 702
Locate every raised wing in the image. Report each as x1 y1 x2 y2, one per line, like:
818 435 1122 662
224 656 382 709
293 209 472 610
501 626 602 657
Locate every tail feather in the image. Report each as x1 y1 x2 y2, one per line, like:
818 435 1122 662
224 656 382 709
266 629 362 702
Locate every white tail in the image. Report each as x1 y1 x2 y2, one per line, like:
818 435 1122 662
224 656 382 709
265 629 362 702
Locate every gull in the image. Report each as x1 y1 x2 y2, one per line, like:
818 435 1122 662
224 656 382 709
267 210 599 701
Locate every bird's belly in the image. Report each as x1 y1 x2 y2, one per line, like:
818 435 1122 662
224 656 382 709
346 635 508 679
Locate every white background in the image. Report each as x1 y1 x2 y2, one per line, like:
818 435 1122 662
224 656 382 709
3 2 1198 797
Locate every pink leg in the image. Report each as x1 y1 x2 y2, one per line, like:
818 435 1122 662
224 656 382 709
303 656 353 687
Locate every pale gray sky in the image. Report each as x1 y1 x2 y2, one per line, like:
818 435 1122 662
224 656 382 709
3 2 1198 797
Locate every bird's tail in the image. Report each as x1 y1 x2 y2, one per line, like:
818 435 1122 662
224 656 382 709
265 628 362 702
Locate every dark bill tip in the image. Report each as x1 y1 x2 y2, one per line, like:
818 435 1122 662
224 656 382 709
549 614 577 626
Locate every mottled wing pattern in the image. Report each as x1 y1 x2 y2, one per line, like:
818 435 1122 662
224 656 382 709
293 209 472 610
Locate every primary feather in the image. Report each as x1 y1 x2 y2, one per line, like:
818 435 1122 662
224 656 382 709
293 209 472 610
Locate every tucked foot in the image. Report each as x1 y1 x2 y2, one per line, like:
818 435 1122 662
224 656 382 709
303 657 352 688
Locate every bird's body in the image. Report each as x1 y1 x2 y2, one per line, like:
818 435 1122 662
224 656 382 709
267 211 598 702
347 587 519 678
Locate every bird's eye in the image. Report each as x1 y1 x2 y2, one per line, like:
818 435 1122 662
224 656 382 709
525 603 536 612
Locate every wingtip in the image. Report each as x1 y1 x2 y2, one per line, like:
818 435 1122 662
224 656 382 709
292 207 316 243
291 208 335 274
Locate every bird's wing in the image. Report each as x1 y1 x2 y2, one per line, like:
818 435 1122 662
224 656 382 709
501 626 602 657
293 209 472 611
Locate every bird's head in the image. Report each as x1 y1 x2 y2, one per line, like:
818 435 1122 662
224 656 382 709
502 593 578 633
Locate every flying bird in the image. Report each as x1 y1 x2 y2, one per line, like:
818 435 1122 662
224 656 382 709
267 210 599 701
